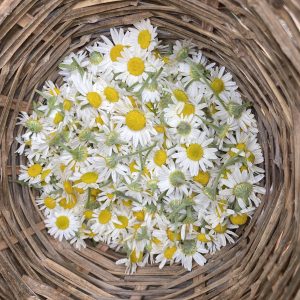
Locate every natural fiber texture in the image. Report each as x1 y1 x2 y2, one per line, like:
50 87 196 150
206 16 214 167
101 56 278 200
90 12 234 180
0 0 299 299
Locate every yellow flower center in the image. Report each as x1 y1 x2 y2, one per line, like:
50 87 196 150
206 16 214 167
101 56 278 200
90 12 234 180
107 193 114 199
230 214 248 225
122 199 132 207
186 144 204 161
90 188 101 196
104 86 119 102
153 149 167 166
98 209 112 224
41 169 51 181
125 110 146 131
133 210 145 221
164 246 177 259
210 78 225 94
138 29 151 49
49 87 61 96
55 216 70 230
44 197 56 209
127 57 145 76
84 210 93 219
166 229 180 241
86 92 102 108
197 233 210 243
95 115 104 125
80 172 98 184
63 99 72 111
154 124 165 133
59 195 77 209
181 103 195 116
173 89 188 102
130 249 143 263
53 112 64 124
129 161 138 173
27 164 42 177
63 181 73 194
193 171 210 186
229 143 246 157
113 215 129 229
247 151 255 163
110 44 125 62
214 224 227 234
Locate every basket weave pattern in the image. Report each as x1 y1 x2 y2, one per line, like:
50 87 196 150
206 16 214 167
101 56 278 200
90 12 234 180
0 0 299 299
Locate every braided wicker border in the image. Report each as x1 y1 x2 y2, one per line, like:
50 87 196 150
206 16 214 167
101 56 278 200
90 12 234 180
0 0 299 299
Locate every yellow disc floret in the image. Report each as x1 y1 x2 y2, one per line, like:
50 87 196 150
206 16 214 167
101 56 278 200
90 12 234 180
44 197 56 209
173 89 188 102
86 92 102 108
193 171 210 186
127 57 145 76
210 78 225 94
186 144 204 161
125 110 146 131
110 44 124 62
27 164 42 177
113 215 129 229
55 216 70 230
230 214 248 225
98 209 112 224
164 246 177 259
104 87 119 102
80 172 98 184
153 149 167 166
138 30 151 49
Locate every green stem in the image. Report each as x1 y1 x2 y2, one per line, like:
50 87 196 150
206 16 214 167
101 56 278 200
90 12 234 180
113 190 140 203
118 142 157 160
186 57 227 110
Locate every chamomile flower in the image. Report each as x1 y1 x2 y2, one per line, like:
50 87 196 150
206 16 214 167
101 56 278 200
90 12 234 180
45 209 80 241
172 132 218 175
114 47 157 86
157 161 190 196
36 194 58 216
175 239 208 270
113 98 156 147
128 19 158 51
220 169 265 207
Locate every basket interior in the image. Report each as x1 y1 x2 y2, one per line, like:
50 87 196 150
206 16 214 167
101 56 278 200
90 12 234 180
0 0 299 299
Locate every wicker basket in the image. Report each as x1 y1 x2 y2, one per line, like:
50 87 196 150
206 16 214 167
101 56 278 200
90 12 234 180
0 0 299 299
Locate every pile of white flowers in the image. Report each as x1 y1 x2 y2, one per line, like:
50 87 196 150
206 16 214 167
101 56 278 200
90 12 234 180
16 20 265 272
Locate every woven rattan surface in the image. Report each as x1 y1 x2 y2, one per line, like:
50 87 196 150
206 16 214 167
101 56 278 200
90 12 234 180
0 0 299 299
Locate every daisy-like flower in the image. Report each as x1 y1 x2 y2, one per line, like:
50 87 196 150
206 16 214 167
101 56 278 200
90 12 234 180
72 72 107 111
147 146 175 175
209 66 238 99
98 27 130 65
167 114 202 144
90 207 114 236
219 168 265 207
155 243 178 269
36 194 58 216
175 239 208 271
114 47 158 86
19 163 44 185
17 112 52 140
113 98 156 147
45 208 80 241
71 167 102 190
128 19 158 51
59 50 89 79
157 161 190 196
172 132 218 175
